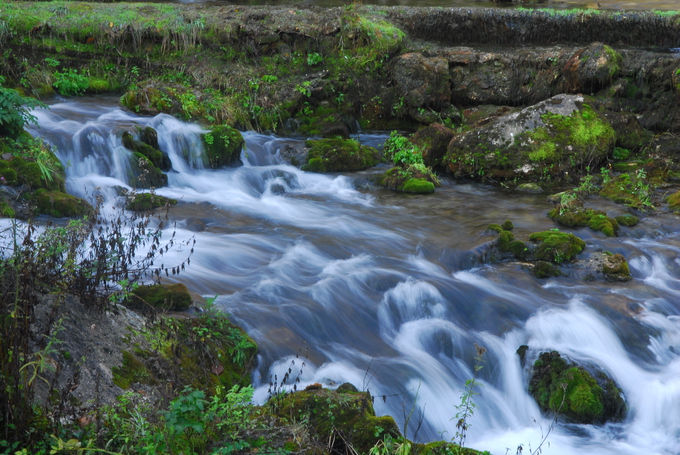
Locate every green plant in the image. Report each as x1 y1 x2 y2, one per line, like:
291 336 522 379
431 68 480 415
0 76 45 139
295 81 312 98
383 131 423 166
306 52 323 66
53 69 88 96
452 344 486 449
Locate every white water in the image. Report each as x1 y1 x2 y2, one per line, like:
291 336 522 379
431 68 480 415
25 97 680 455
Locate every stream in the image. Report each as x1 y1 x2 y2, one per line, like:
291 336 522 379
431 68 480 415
26 96 680 455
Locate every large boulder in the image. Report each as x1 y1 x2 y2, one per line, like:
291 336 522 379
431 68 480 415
26 189 93 218
529 351 626 424
561 42 621 94
445 94 615 182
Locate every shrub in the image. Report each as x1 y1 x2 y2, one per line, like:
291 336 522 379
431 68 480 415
0 76 44 140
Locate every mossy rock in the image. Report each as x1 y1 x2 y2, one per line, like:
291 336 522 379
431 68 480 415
402 178 435 194
26 189 93 218
271 387 400 455
487 223 503 233
529 229 585 264
127 283 192 312
445 95 614 183
379 166 440 193
201 125 245 168
0 167 18 186
126 193 178 211
122 131 167 171
532 261 561 278
501 219 514 231
666 190 680 211
548 196 619 237
529 351 625 424
302 138 380 173
112 350 157 390
601 252 632 282
615 214 639 226
128 153 168 189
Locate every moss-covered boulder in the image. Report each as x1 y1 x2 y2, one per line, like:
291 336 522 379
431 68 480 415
529 351 626 424
379 166 439 193
548 194 619 237
26 189 93 218
127 283 193 312
122 131 168 171
301 138 380 173
126 193 178 211
129 153 168 189
586 252 632 282
445 95 615 182
529 229 586 264
271 385 400 455
409 123 456 169
201 125 245 168
532 261 562 278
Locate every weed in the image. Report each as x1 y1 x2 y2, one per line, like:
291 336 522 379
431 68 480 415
452 344 486 449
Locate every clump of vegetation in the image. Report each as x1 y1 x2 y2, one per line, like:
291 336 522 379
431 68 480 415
380 131 440 193
201 125 245 168
548 192 619 237
529 228 586 264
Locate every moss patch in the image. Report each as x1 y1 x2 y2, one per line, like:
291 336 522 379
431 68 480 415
528 229 586 264
127 283 192 312
402 178 435 193
26 189 93 218
112 350 157 390
126 193 178 211
302 138 379 173
271 386 400 455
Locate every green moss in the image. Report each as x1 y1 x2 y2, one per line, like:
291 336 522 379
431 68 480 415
532 261 561 278
26 189 93 218
599 173 653 209
508 240 529 258
587 214 619 237
402 178 435 193
272 387 400 455
501 220 514 231
487 223 503 233
615 214 639 226
112 350 157 390
529 229 585 264
87 77 111 93
127 283 192 312
126 193 178 211
302 138 380 173
497 230 515 252
202 125 245 168
667 191 680 211
529 351 624 424
0 167 18 186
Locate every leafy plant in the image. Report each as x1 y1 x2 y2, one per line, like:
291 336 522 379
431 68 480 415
53 69 88 96
452 344 486 449
306 52 323 66
0 76 45 139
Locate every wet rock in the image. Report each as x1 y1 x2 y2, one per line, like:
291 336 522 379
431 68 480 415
602 111 652 152
278 142 308 167
129 153 168 189
444 94 615 183
548 193 619 237
517 183 543 193
615 214 639 226
391 53 451 114
561 42 621 94
665 190 680 212
125 192 178 211
122 131 167 171
529 351 626 424
410 123 456 168
201 125 245 168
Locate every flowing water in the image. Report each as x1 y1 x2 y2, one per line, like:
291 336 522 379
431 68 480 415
24 96 680 455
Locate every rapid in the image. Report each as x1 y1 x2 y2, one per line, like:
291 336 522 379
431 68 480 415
27 96 680 455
